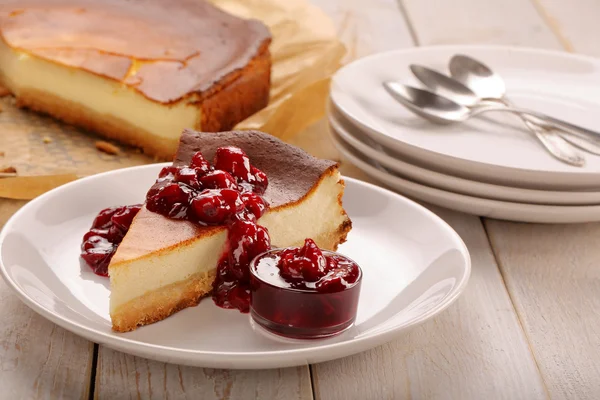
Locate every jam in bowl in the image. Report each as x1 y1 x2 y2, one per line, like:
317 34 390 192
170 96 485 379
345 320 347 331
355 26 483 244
249 239 362 339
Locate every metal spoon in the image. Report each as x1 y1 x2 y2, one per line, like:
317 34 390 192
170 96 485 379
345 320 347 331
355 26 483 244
449 54 600 156
383 81 600 145
410 64 585 166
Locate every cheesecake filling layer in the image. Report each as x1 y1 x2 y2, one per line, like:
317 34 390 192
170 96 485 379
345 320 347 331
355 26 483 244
0 39 200 141
109 172 347 313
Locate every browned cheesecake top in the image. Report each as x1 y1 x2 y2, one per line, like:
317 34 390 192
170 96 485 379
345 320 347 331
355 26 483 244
0 0 270 103
176 129 338 209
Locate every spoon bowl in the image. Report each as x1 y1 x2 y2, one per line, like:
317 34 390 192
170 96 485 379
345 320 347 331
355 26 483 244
449 54 507 99
383 81 471 124
409 65 480 107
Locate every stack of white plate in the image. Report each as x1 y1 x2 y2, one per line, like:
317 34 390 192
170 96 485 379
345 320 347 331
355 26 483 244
328 46 600 223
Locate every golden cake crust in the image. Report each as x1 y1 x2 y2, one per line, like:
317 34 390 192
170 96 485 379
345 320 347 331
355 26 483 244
111 270 216 332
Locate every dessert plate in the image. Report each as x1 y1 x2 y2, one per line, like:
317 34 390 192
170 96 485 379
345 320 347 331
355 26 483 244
330 45 600 190
328 107 600 206
0 164 470 369
331 132 600 223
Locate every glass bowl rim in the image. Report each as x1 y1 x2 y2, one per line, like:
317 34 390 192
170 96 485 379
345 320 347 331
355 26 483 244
249 247 363 294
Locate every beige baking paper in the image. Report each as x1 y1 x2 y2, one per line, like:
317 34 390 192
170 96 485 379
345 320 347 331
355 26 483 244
0 0 345 200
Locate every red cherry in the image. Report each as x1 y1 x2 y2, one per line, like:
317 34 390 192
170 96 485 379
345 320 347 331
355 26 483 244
277 248 304 281
301 239 326 270
225 285 251 313
81 204 143 277
111 204 141 233
81 243 115 276
200 170 238 190
249 166 268 194
189 152 211 175
174 167 201 189
214 146 251 180
276 239 327 283
240 192 268 219
82 228 109 242
158 166 179 182
315 256 360 293
81 235 112 252
227 221 270 277
189 190 232 224
146 181 166 200
220 189 245 213
106 225 125 243
91 206 120 229
146 183 192 219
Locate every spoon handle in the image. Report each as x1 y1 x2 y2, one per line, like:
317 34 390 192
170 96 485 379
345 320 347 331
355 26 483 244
488 99 586 165
471 105 600 146
494 98 600 156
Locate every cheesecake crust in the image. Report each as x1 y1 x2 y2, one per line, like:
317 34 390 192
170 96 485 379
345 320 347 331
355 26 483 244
111 269 216 332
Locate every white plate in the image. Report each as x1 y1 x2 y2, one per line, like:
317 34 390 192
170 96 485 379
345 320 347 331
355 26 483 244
328 106 600 206
0 164 470 369
331 132 600 223
330 45 600 190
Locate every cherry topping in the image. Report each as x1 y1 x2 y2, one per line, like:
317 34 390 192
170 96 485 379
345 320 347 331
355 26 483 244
240 192 268 219
173 167 201 189
81 204 141 276
278 239 327 283
82 146 274 313
227 221 270 278
146 182 192 219
111 206 141 234
214 146 252 181
271 239 360 293
315 255 361 292
92 206 120 230
190 152 211 175
190 189 239 224
249 166 268 195
200 170 238 190
158 166 179 181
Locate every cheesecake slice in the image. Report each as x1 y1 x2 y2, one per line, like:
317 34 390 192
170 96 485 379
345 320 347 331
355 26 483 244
0 1 271 159
109 130 352 332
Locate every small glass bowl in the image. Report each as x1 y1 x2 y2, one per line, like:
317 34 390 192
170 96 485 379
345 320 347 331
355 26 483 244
249 248 362 340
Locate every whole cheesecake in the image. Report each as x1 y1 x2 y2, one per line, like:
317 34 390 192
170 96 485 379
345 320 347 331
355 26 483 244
0 0 271 159
107 130 352 332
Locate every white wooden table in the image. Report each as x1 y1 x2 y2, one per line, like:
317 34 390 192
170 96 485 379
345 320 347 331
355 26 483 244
2 1 599 399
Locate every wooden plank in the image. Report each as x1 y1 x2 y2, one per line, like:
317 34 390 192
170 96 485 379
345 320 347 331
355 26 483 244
0 200 94 400
531 0 600 55
310 0 415 59
95 348 312 400
485 221 600 400
401 0 561 48
305 0 548 399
